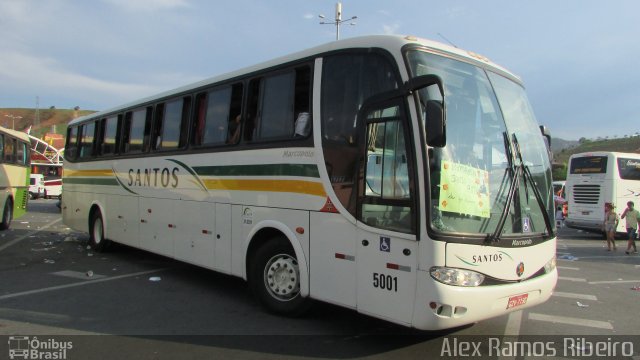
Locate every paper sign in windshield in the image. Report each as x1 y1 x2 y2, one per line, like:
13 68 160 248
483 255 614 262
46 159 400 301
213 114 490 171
438 161 490 218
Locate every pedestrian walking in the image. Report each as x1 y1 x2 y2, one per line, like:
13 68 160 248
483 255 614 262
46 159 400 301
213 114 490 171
603 202 618 251
620 201 639 254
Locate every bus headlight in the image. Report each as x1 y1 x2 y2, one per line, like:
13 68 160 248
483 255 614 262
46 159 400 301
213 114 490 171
430 266 485 287
543 256 557 274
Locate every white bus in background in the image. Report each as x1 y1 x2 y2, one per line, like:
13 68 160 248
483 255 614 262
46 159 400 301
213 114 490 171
565 151 640 234
62 35 557 330
31 162 63 199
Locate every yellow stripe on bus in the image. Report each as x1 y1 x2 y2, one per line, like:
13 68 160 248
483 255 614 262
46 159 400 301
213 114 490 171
64 169 113 177
203 179 326 197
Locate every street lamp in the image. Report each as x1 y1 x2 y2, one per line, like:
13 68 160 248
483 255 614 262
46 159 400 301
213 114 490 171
4 114 22 130
319 2 357 40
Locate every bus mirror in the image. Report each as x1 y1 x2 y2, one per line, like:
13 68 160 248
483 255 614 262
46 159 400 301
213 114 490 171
406 75 446 148
539 125 551 147
540 125 552 162
406 74 443 96
425 100 445 147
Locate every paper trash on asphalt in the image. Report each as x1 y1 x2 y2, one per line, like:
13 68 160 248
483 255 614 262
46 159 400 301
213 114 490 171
149 277 161 282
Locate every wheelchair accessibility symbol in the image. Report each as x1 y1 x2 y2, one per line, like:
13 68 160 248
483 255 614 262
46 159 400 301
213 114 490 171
380 237 390 252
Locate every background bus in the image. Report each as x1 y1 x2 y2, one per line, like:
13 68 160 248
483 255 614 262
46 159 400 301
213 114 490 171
62 35 556 330
565 151 640 234
31 162 63 199
0 126 31 230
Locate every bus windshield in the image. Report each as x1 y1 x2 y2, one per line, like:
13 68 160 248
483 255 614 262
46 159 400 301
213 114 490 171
406 50 553 240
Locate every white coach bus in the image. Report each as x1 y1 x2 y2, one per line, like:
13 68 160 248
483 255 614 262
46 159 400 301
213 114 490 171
565 151 640 234
63 35 557 330
0 126 31 229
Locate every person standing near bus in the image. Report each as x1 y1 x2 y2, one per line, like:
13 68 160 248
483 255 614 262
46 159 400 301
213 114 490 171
621 201 639 254
603 202 618 251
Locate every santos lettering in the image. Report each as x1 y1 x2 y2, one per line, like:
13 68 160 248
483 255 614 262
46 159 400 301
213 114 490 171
472 253 503 263
128 168 179 188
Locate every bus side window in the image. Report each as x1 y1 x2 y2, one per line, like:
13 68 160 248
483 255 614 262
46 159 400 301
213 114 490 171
4 137 15 163
293 66 312 138
66 126 79 160
156 96 191 150
16 142 26 165
79 122 96 159
258 71 295 140
123 108 152 153
192 93 207 146
100 115 119 155
202 87 233 145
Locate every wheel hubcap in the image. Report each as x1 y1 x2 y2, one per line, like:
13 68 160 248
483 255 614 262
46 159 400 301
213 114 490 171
93 218 103 244
264 254 300 301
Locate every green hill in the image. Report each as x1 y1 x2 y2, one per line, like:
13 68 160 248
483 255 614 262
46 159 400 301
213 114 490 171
0 107 97 138
552 136 640 180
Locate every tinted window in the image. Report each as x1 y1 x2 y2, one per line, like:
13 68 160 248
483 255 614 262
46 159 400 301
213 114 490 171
322 54 398 144
259 72 295 139
155 97 191 150
4 137 15 163
66 127 79 160
123 108 151 153
618 158 640 180
16 142 27 165
100 116 119 155
244 66 311 142
192 84 243 146
570 156 607 174
79 122 96 158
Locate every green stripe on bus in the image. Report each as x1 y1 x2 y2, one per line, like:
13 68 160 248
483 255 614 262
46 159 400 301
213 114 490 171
193 164 320 178
63 178 119 186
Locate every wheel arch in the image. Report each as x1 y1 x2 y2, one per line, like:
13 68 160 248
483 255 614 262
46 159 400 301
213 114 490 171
244 220 309 298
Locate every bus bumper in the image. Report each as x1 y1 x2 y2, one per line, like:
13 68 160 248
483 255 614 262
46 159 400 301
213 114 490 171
410 269 557 330
565 218 603 233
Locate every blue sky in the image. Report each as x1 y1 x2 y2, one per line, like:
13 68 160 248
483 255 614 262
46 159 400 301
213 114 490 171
1 0 638 140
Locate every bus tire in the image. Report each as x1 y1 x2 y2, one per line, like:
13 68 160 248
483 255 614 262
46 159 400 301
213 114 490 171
89 210 110 252
249 237 311 316
0 199 12 230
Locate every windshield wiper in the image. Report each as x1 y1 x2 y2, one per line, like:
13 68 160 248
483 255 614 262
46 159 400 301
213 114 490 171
512 135 554 238
485 133 521 244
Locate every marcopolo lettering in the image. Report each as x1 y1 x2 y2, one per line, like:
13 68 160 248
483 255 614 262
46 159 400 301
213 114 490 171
128 167 179 188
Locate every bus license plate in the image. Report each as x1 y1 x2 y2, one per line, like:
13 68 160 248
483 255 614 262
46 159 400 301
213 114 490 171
507 294 528 309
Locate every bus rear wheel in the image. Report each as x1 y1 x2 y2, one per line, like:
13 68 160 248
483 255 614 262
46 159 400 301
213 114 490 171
249 237 310 316
89 210 110 252
0 199 12 230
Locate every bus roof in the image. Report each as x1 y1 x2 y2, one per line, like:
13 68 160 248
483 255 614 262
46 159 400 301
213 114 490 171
69 34 520 126
0 125 30 143
569 151 640 159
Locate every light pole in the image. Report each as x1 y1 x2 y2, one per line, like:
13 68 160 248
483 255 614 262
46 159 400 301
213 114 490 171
319 2 357 40
4 114 22 130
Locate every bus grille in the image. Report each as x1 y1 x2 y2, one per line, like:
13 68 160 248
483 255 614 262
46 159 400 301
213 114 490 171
572 184 601 204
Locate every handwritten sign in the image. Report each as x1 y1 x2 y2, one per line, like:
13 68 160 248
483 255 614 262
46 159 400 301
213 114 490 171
438 161 490 218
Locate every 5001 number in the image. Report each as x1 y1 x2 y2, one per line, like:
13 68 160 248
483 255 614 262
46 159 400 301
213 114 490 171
373 273 398 292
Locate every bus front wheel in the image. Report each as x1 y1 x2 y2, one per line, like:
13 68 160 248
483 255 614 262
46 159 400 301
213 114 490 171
249 237 311 316
89 210 110 252
0 199 12 230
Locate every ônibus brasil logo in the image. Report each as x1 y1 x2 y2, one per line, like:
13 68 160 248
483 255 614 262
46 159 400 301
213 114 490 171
7 336 73 360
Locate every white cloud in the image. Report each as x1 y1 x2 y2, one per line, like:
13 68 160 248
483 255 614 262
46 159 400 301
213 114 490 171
0 51 163 104
303 13 314 20
383 23 400 35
